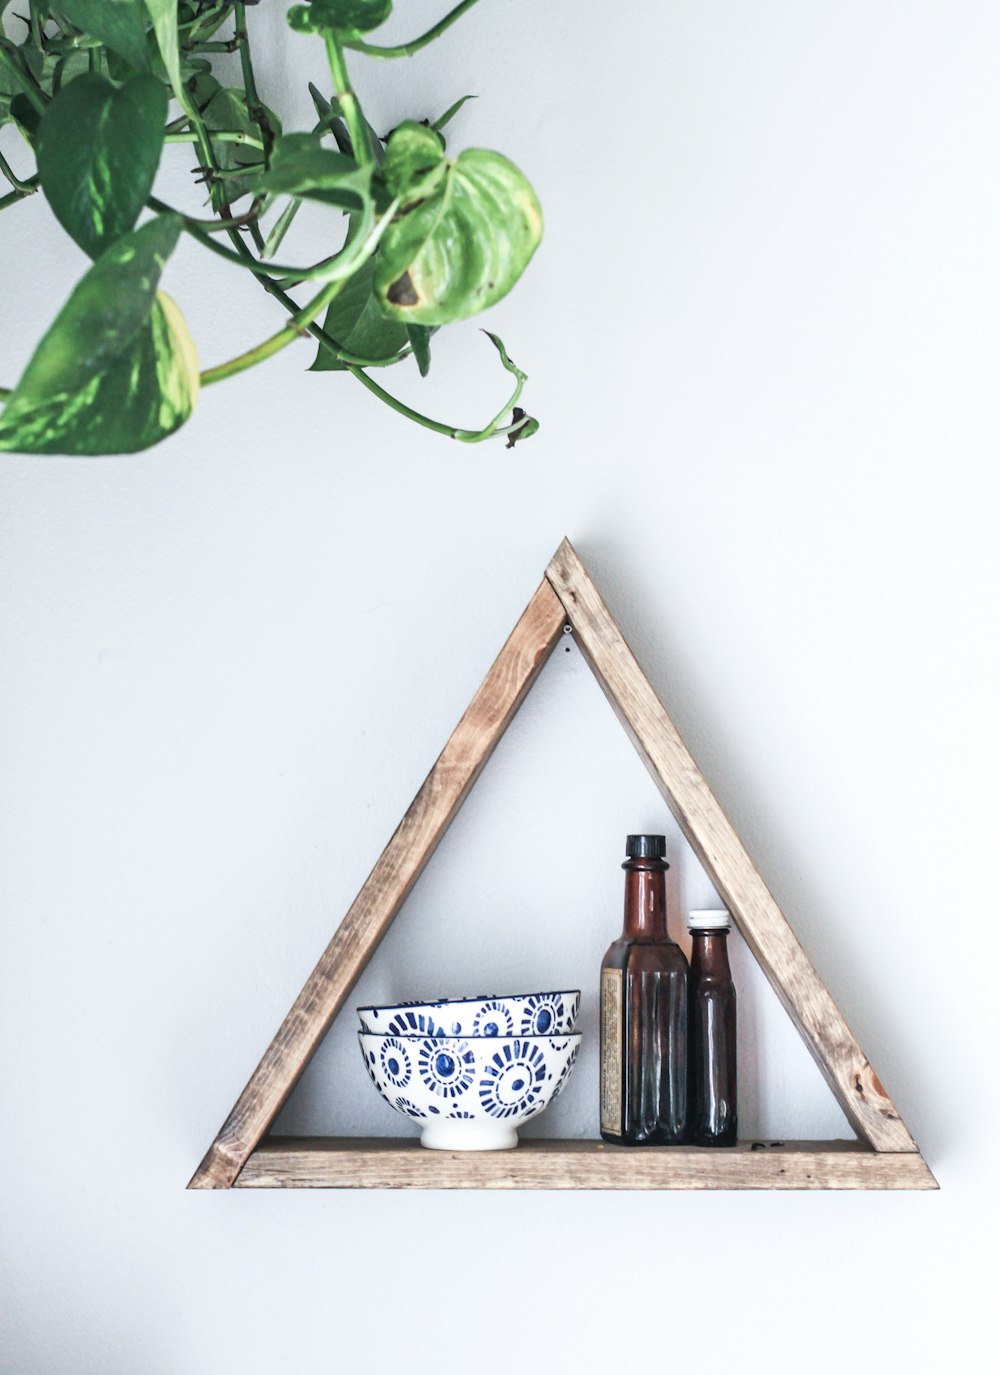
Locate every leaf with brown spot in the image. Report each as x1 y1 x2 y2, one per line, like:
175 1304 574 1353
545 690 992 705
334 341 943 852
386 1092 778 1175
374 147 542 326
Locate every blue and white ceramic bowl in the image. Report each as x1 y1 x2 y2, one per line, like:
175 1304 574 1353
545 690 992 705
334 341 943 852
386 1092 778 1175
357 990 581 1039
359 1031 582 1150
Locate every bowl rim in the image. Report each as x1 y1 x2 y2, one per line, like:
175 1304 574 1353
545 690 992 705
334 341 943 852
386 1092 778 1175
357 1030 582 1045
356 990 581 1015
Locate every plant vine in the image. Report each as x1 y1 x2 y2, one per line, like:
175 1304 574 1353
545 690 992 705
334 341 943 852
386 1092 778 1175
0 1 542 454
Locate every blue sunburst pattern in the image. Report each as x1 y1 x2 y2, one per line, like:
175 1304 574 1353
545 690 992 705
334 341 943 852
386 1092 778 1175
478 1039 548 1118
471 1000 515 1036
418 1038 476 1098
549 1042 580 1101
394 1096 424 1118
386 1010 445 1037
379 1037 412 1088
519 994 565 1035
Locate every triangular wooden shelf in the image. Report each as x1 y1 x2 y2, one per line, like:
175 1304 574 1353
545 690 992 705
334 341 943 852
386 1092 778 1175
189 539 936 1191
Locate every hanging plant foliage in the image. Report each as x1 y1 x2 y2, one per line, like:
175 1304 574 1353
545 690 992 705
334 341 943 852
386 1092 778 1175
0 1 542 453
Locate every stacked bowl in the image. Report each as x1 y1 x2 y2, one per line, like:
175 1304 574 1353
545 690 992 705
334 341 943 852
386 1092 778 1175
358 991 582 1150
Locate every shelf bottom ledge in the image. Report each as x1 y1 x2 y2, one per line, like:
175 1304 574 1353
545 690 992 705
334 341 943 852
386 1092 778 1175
233 1137 938 1190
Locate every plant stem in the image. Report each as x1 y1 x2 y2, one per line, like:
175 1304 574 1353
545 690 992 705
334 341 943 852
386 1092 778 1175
0 148 34 194
199 199 398 384
0 46 47 114
262 198 300 259
246 219 266 254
324 31 369 165
344 0 482 58
161 60 228 216
347 333 527 442
234 3 274 159
148 195 263 233
175 207 403 367
165 130 264 149
184 227 329 279
198 291 335 383
149 193 359 282
0 173 39 211
195 162 265 182
232 2 270 252
343 367 470 437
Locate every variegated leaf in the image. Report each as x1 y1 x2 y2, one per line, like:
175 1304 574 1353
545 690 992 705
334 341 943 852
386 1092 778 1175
374 148 542 325
37 72 167 258
0 216 198 455
288 0 393 36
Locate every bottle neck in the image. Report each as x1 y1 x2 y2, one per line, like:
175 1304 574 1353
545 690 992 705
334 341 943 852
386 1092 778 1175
690 930 732 978
622 858 670 941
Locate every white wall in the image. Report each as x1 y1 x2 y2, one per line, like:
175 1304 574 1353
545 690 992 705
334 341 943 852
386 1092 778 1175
2 3 997 1371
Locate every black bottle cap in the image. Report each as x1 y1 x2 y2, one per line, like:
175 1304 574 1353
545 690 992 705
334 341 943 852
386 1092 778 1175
625 834 667 859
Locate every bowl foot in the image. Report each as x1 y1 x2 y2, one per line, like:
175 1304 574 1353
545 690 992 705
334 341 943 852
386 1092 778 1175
420 1120 519 1151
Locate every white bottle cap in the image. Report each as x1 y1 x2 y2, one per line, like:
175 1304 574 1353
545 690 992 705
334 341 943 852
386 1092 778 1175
688 908 731 931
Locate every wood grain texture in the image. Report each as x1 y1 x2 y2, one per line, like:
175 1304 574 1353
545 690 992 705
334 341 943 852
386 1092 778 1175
188 579 566 1188
545 538 917 1154
236 1138 938 1190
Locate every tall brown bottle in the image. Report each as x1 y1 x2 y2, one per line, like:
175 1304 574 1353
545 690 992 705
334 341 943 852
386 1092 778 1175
600 835 689 1145
688 909 738 1146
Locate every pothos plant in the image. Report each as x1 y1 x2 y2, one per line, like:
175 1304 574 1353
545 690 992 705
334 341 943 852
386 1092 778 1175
0 0 542 454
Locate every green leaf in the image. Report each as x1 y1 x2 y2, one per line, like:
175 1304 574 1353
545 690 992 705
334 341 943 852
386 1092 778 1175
406 323 432 377
37 73 167 258
56 0 152 73
382 121 445 203
0 215 198 456
45 47 93 97
8 92 40 143
175 0 233 45
374 148 542 326
308 83 333 119
287 0 392 36
177 52 212 83
310 257 408 371
431 94 477 135
144 0 182 95
256 132 371 209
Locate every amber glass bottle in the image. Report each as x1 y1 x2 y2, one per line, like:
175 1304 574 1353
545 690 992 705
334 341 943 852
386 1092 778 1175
600 836 689 1145
688 910 738 1146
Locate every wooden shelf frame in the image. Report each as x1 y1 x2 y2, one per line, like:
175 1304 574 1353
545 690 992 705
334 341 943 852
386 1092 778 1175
238 1139 936 1191
189 539 936 1192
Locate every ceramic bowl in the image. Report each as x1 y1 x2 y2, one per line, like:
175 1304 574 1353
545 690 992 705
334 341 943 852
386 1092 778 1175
356 990 581 1039
358 1031 582 1150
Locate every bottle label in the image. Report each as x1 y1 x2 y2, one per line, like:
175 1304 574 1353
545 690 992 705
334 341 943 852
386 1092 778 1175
600 967 623 1135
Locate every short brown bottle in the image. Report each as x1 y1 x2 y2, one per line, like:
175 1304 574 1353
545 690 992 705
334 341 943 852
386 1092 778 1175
600 835 689 1145
688 909 738 1146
